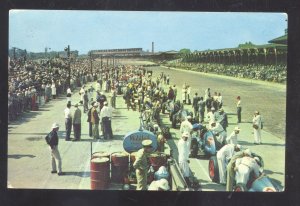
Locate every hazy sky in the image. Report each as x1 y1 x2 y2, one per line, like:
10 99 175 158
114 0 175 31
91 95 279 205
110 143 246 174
9 10 287 54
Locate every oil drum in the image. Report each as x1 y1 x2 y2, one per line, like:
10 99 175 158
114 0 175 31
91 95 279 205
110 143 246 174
148 152 167 171
111 152 129 183
92 151 110 160
90 157 110 190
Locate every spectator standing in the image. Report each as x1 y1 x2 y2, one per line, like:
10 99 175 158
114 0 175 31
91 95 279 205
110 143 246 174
198 97 205 123
64 103 72 141
192 92 200 121
100 101 113 139
45 123 64 176
66 87 72 103
90 102 100 139
51 82 57 99
236 96 242 123
83 91 89 113
252 111 263 144
72 103 81 141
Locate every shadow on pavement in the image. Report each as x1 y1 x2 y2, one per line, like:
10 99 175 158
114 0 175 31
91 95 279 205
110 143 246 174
238 140 285 147
199 179 226 191
8 154 36 159
64 171 90 177
264 170 284 176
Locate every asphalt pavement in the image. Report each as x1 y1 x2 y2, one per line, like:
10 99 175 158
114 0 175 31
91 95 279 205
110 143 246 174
7 62 285 191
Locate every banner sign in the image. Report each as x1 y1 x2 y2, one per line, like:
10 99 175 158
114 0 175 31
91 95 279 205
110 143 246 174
123 130 157 153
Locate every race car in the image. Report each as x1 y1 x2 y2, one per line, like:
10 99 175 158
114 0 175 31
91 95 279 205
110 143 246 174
208 151 282 192
190 124 217 158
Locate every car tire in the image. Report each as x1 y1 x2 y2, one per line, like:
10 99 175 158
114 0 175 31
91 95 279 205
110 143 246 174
234 183 248 192
208 156 219 183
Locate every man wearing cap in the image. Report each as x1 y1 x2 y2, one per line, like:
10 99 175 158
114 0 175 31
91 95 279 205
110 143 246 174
64 103 72 141
133 139 153 190
180 116 193 152
226 127 241 145
206 107 216 123
234 152 261 186
226 149 251 191
252 111 263 145
216 144 241 184
178 132 190 180
45 123 64 175
100 101 113 139
216 108 228 131
90 102 100 139
209 120 227 147
72 103 82 141
148 178 170 191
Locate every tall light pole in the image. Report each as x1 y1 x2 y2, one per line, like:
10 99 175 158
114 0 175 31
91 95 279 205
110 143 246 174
64 45 71 87
89 51 93 76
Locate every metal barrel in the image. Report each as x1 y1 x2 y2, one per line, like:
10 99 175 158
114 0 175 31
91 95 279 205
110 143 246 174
111 152 129 183
90 157 110 190
92 151 110 160
148 152 167 171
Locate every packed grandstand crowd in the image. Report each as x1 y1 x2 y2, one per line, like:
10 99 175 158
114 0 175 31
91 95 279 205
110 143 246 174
167 62 286 83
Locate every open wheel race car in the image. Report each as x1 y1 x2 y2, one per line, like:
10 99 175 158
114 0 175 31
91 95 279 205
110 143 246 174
208 152 282 192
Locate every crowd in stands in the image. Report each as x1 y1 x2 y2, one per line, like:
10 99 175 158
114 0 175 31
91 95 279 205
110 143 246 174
8 58 101 122
167 62 286 83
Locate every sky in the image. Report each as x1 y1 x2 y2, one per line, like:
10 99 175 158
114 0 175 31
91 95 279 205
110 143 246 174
9 10 287 55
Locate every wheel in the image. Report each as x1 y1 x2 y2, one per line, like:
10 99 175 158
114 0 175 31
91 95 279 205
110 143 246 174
172 116 177 129
234 183 248 192
208 156 219 183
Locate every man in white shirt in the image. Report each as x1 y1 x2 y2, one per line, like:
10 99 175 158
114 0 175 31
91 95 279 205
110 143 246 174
235 155 261 186
206 107 216 123
252 111 263 145
180 116 193 151
209 121 227 146
79 86 85 104
66 87 72 103
64 103 72 141
216 144 241 184
100 101 113 139
226 127 241 145
178 132 190 179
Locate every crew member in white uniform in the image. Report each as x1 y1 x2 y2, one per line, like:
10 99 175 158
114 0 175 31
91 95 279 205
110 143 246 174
209 120 227 145
252 111 263 144
226 127 241 145
216 144 241 184
180 116 193 152
177 132 190 178
235 155 261 185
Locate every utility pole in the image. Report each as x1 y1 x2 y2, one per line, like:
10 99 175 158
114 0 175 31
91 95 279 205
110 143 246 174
13 47 16 60
89 51 93 78
64 45 71 87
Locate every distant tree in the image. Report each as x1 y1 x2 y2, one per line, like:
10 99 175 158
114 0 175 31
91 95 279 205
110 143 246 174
179 49 191 54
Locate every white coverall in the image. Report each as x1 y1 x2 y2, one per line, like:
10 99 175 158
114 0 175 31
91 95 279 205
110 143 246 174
235 156 260 185
180 119 193 152
216 144 236 184
252 115 262 144
177 138 190 177
209 122 227 145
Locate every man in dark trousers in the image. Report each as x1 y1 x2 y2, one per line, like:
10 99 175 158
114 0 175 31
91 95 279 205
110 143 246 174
72 103 82 141
216 108 228 131
83 91 89 113
100 101 113 139
45 123 65 175
64 102 72 141
192 93 200 121
87 101 95 137
198 97 205 123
